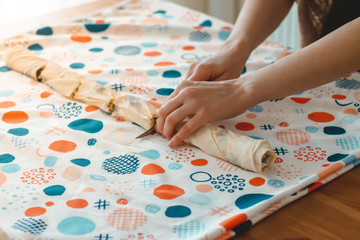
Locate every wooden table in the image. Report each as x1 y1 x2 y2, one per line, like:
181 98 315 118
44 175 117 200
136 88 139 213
233 167 360 240
1 1 359 239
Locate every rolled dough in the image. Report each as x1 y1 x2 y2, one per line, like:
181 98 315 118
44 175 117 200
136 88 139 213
4 47 276 173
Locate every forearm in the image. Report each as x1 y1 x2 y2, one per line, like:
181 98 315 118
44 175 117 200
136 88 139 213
241 17 360 104
224 0 294 53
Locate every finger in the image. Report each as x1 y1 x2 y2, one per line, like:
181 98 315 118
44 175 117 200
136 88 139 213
213 71 239 82
162 105 190 139
185 62 199 79
168 112 205 148
187 64 212 81
157 97 183 136
162 80 193 107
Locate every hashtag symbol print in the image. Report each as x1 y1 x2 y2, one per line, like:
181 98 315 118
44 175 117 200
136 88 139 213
260 124 275 130
111 83 124 91
141 178 156 188
94 234 113 240
46 126 65 136
211 206 233 217
94 199 110 210
273 147 289 155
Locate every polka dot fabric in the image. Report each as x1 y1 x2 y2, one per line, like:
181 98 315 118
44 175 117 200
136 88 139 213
0 0 359 239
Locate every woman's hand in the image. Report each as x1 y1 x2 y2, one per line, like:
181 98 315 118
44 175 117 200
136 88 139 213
156 78 256 147
185 43 250 82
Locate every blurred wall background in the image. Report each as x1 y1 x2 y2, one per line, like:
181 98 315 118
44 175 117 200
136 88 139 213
167 0 300 49
0 0 300 49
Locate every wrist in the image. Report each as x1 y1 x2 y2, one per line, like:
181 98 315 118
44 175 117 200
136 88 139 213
233 74 261 112
221 36 254 58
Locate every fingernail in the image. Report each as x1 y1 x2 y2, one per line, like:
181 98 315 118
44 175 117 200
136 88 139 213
168 140 174 148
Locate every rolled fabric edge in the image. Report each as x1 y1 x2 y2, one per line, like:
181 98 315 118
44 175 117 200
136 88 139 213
187 125 276 173
74 78 115 112
111 94 158 129
4 47 47 80
4 47 276 173
252 140 276 173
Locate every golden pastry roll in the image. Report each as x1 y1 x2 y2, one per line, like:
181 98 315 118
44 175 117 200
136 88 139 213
40 62 85 99
4 47 48 80
111 94 157 130
74 78 115 112
186 125 276 173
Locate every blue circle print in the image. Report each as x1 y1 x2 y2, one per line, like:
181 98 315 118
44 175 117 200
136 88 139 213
36 26 53 35
85 23 110 33
162 70 181 78
0 66 11 72
156 88 174 96
7 128 29 136
69 63 85 69
89 48 103 52
114 46 141 56
28 44 43 51
147 70 159 76
0 153 15 163
142 42 158 48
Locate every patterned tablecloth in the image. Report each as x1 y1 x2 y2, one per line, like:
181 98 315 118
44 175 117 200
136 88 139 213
0 0 359 239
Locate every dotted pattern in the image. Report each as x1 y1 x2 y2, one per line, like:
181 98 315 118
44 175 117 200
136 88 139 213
21 168 56 185
335 136 360 150
21 86 44 98
129 85 154 95
210 174 245 193
166 148 196 163
335 78 360 90
308 85 334 98
266 109 289 121
106 181 135 195
273 164 303 180
293 146 327 162
119 73 149 86
12 218 47 235
1 185 40 211
102 154 139 175
11 136 38 149
120 233 156 240
173 220 206 239
53 102 82 119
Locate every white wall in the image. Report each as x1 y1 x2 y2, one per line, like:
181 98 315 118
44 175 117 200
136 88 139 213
167 0 244 24
0 0 95 25
167 0 300 49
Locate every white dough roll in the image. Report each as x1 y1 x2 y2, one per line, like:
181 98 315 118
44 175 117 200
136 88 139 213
74 79 115 112
4 47 276 173
4 47 48 80
111 94 157 129
187 125 276 173
40 62 86 98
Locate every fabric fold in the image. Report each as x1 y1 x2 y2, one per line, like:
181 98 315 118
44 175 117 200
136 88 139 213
4 47 276 173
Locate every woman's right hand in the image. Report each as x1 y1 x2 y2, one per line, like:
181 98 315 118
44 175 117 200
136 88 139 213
185 42 251 82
